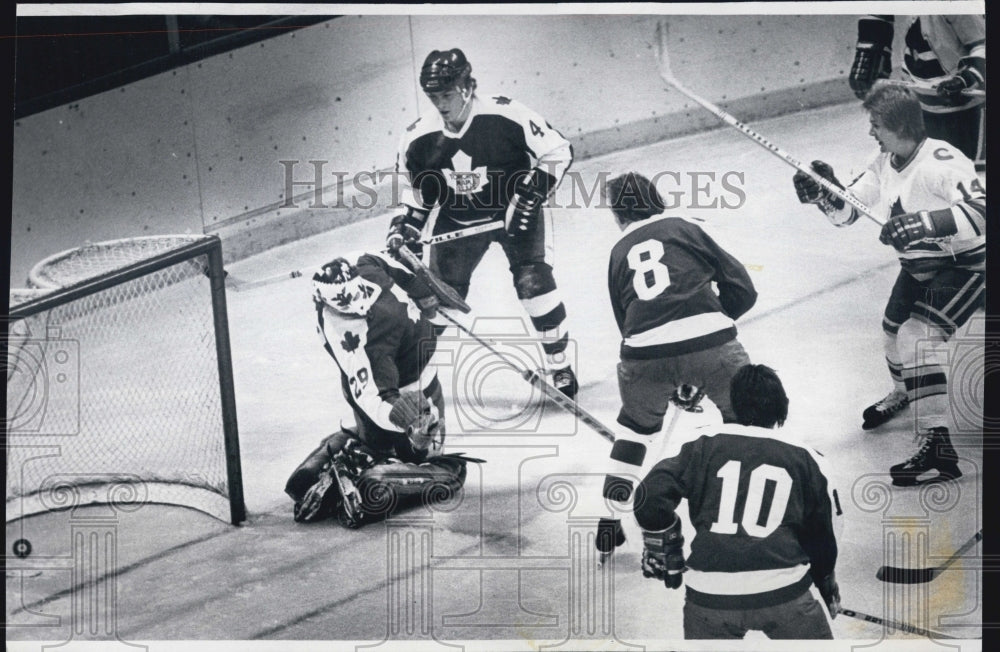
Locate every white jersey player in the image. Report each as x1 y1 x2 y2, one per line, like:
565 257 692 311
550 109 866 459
794 82 985 486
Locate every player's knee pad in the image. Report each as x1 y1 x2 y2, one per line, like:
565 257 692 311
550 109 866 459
357 456 468 515
284 430 353 502
513 263 557 301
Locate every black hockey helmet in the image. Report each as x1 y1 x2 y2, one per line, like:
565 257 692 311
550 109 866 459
420 49 472 93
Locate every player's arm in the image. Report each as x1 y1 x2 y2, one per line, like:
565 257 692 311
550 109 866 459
358 252 439 316
694 226 757 320
607 254 628 333
634 450 693 590
879 163 986 249
794 157 880 227
936 15 985 98
798 451 843 617
387 130 433 255
502 99 573 236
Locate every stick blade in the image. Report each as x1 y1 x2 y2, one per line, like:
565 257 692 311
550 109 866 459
876 565 936 584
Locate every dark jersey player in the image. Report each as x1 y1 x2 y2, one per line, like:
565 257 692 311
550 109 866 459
848 14 985 168
635 364 842 640
385 48 578 397
595 172 756 562
285 251 473 526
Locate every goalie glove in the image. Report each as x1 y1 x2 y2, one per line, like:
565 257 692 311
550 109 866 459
504 168 556 237
388 391 442 453
793 161 846 215
879 208 957 250
641 514 686 589
849 16 893 100
386 207 429 257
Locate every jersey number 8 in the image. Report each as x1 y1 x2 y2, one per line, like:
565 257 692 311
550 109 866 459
627 239 671 300
710 460 793 538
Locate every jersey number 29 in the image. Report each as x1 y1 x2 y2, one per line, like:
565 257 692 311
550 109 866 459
627 239 671 300
709 460 793 538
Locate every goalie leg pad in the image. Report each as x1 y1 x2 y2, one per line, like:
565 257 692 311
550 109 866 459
358 455 469 516
285 430 353 502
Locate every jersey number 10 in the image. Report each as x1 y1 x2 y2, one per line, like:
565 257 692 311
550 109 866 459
709 460 793 538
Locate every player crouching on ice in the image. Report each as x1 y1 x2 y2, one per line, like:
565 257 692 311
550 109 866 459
793 83 984 487
285 251 482 527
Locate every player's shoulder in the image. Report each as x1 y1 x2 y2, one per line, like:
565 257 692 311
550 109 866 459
708 424 830 470
613 215 699 249
400 113 444 145
919 138 973 167
477 93 543 121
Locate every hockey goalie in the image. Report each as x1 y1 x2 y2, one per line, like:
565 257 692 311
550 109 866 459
285 250 482 527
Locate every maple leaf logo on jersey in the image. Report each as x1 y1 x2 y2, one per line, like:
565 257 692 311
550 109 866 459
889 197 906 217
492 95 512 105
445 150 489 195
341 331 361 353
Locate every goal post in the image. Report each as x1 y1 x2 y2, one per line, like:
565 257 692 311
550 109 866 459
6 235 245 525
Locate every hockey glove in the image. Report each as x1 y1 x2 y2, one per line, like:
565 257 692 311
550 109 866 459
879 208 957 250
505 169 555 237
389 391 442 453
793 161 846 214
815 572 841 619
670 384 705 413
414 293 440 319
641 514 686 589
386 207 429 257
937 65 985 100
848 16 893 100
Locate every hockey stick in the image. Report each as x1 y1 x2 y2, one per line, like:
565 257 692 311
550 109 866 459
225 221 504 293
653 20 883 227
876 529 982 584
436 307 618 444
395 245 471 313
837 607 960 639
879 78 986 98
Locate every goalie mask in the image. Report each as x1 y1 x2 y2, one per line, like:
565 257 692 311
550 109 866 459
312 258 381 316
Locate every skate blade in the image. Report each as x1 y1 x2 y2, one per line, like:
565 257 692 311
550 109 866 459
596 550 614 569
891 468 963 487
295 473 336 523
332 466 365 528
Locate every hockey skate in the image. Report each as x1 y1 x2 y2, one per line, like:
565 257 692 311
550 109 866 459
294 467 339 523
889 427 962 487
862 389 910 430
595 517 627 569
551 366 579 399
329 459 366 528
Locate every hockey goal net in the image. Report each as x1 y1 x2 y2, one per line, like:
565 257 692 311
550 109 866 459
6 235 245 524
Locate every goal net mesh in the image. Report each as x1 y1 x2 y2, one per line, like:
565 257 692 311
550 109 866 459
6 235 243 523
